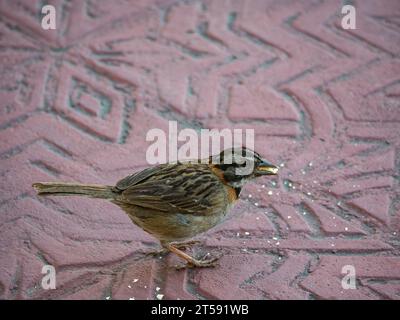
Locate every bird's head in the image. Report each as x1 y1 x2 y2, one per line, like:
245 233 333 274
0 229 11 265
210 147 279 188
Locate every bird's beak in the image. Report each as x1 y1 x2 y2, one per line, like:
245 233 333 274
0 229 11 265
255 160 279 175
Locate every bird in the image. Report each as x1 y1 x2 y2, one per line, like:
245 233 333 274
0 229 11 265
32 147 278 268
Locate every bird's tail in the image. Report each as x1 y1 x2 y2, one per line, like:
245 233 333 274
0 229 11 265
32 182 116 199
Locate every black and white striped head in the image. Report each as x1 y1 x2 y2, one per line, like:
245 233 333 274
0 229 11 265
211 147 278 188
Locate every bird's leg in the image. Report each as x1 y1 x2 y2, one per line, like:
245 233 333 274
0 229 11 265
146 240 202 256
146 240 201 256
166 243 220 269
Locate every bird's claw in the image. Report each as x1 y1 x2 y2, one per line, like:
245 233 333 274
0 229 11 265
174 254 221 270
170 240 202 250
145 248 168 256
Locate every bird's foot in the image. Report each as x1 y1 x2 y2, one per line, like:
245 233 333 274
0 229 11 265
145 248 168 257
169 240 202 250
174 253 221 270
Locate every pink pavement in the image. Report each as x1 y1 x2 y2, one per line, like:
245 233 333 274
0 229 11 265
0 0 399 300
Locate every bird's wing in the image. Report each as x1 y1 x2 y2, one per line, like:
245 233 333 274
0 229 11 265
114 163 228 216
113 165 168 191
